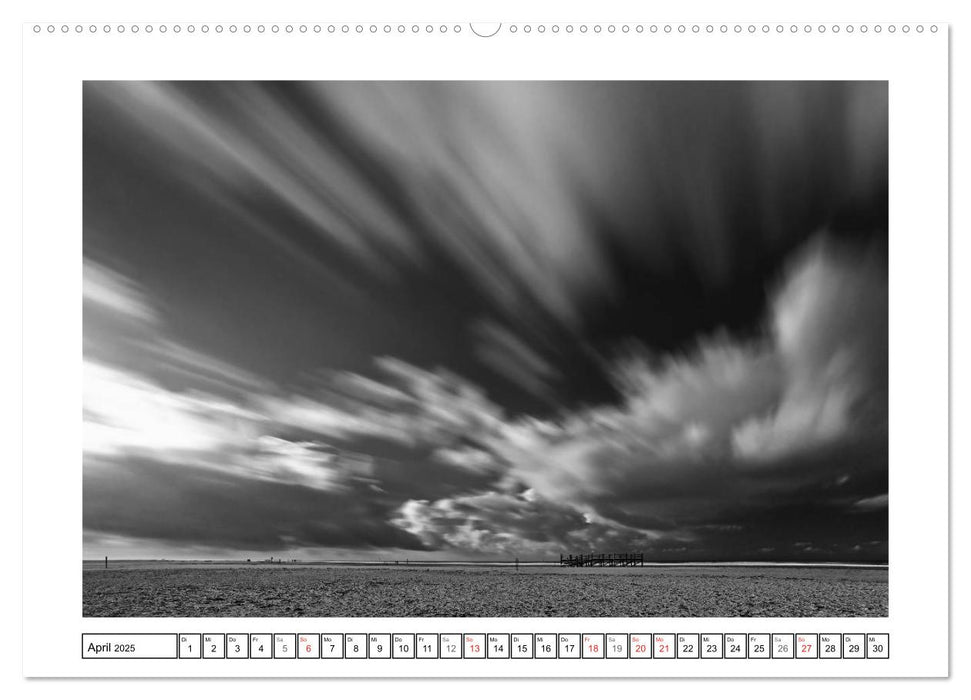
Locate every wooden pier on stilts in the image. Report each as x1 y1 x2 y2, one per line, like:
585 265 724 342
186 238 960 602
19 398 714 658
559 552 645 567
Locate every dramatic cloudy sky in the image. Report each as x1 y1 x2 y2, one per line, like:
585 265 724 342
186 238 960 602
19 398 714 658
83 82 888 563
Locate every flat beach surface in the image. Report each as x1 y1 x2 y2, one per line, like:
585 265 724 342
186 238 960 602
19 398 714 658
82 563 887 617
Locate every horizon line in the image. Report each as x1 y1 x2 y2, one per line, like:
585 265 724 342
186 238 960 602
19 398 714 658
83 558 888 568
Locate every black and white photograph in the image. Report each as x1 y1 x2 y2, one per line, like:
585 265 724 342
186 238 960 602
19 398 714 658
82 81 888 618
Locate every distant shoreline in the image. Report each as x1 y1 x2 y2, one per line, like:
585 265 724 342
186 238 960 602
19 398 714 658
83 559 888 569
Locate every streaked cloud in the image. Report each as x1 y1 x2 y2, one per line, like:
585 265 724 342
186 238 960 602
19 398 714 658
851 493 889 512
83 235 887 560
732 240 888 461
84 263 365 494
431 446 502 476
472 319 561 400
84 360 261 459
87 82 417 274
84 260 158 323
82 81 888 562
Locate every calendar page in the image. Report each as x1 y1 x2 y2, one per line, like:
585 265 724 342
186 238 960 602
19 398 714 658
20 7 949 680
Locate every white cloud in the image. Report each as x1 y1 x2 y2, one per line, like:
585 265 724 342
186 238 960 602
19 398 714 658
393 490 670 559
84 360 365 493
83 237 887 553
83 263 365 493
431 446 500 475
83 263 270 463
732 240 887 461
84 361 260 459
146 339 273 395
259 394 410 444
240 240 884 530
413 238 889 537
248 436 348 492
84 260 158 323
391 491 585 557
332 370 415 407
262 357 508 448
851 493 889 512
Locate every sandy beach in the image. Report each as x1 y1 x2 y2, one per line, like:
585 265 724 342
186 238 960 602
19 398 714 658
82 563 888 617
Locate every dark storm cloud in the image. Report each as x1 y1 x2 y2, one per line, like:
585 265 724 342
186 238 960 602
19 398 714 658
83 81 887 561
82 237 887 561
84 457 429 552
84 82 886 365
388 240 888 562
306 82 887 324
